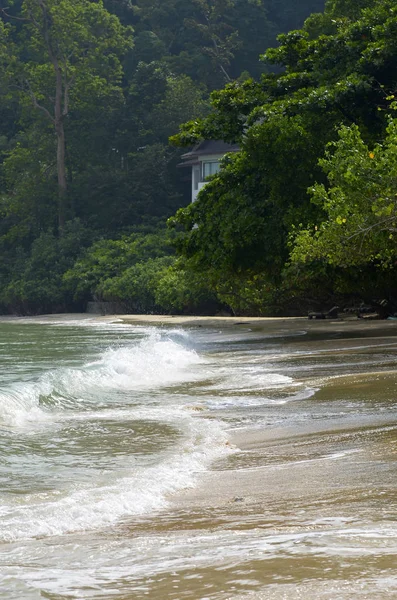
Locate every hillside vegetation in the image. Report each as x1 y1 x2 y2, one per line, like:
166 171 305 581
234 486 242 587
7 0 395 315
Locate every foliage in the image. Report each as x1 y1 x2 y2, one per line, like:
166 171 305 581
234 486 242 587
0 219 90 313
64 229 221 314
1 0 133 231
170 0 397 313
154 261 221 314
130 0 322 89
291 118 397 267
99 255 175 313
0 0 331 315
63 229 174 303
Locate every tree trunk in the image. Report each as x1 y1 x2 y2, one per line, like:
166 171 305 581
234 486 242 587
56 120 67 233
54 58 67 234
40 0 68 235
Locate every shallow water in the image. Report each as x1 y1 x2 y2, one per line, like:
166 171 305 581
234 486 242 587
0 315 396 599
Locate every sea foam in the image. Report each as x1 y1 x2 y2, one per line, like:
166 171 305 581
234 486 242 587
0 331 204 425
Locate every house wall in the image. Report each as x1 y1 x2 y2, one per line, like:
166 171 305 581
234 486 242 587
192 165 201 202
191 153 227 202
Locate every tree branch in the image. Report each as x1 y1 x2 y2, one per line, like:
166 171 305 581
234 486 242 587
202 9 231 82
344 214 397 242
0 7 31 22
25 79 55 123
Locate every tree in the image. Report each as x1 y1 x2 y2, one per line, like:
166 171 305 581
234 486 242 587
0 0 133 232
62 228 174 307
266 0 326 30
132 0 293 89
169 0 397 312
291 118 397 268
0 0 343 315
0 219 90 313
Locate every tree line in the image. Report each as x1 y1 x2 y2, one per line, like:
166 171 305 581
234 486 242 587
8 0 393 315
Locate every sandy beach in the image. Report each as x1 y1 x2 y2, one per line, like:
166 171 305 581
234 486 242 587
115 313 397 506
118 312 397 331
116 313 397 598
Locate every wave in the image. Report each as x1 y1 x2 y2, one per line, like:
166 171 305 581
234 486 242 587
0 328 233 541
0 413 229 541
0 331 204 427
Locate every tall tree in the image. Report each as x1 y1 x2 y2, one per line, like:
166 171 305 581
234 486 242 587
131 0 288 89
0 0 133 232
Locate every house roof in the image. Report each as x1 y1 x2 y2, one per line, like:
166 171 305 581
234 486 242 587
181 139 239 160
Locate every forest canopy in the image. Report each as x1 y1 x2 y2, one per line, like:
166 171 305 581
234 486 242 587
4 0 395 316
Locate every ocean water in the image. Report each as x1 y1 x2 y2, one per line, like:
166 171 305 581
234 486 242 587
0 315 396 599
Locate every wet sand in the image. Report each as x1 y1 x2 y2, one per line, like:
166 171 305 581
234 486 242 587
118 312 397 335
114 313 397 514
2 313 396 599
117 313 397 599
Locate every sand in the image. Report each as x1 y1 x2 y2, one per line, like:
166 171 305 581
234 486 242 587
115 313 397 513
117 312 397 337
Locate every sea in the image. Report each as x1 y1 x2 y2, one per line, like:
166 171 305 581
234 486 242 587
0 314 396 599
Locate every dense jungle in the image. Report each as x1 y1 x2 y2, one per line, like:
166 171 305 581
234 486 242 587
1 0 396 316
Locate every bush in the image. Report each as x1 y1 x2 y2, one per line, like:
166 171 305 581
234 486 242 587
155 264 221 314
99 256 175 313
1 220 90 314
63 228 175 305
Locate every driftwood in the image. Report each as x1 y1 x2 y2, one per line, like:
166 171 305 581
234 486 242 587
308 305 339 320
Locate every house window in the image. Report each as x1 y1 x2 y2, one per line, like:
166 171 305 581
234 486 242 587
202 161 220 179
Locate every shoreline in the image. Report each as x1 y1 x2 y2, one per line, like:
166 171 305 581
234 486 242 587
1 313 396 598
148 313 397 511
2 311 396 598
117 313 397 337
3 311 397 337
162 317 397 596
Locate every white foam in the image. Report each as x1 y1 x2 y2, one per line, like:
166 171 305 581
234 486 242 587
0 329 236 540
0 413 229 541
201 368 296 393
0 382 53 427
0 331 204 426
87 332 203 388
205 387 317 410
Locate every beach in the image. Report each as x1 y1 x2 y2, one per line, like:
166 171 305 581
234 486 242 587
1 313 396 599
120 314 397 599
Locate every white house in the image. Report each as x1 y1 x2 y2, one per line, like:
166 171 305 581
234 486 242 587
179 140 239 202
